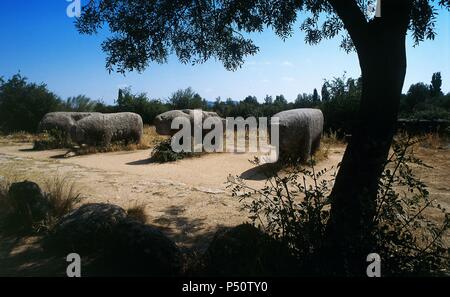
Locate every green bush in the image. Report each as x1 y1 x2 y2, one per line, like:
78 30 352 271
169 87 206 110
320 96 360 136
150 138 195 163
0 74 61 133
372 136 449 275
228 136 449 276
33 129 73 150
409 107 449 120
61 95 98 112
228 159 333 264
318 75 361 136
116 88 171 124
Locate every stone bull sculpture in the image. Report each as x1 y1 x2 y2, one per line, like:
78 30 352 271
154 109 225 136
38 112 143 146
37 112 99 135
272 108 324 162
70 112 143 146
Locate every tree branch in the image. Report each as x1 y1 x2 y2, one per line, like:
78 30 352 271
326 0 368 51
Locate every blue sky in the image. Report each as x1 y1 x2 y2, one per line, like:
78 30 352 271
0 0 449 104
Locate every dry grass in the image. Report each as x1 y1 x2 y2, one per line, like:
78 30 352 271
0 126 167 155
321 130 345 147
312 145 330 163
126 204 148 224
0 131 45 146
142 125 168 146
311 131 345 163
43 176 83 220
417 132 448 149
0 171 83 234
73 125 168 156
392 132 448 155
0 175 13 216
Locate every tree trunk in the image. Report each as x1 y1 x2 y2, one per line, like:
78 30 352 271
323 6 412 275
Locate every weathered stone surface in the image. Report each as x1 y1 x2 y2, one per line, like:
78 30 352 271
70 112 143 146
203 224 298 276
272 108 324 161
47 203 127 253
154 109 224 136
39 112 143 146
38 112 99 135
8 181 50 226
112 220 182 276
46 203 182 276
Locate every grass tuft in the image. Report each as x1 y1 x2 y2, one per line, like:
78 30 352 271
126 204 148 224
43 176 83 220
0 131 45 146
0 174 83 234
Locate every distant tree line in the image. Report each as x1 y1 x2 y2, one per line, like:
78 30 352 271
0 72 448 134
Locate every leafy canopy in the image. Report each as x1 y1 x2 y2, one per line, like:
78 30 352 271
77 0 449 74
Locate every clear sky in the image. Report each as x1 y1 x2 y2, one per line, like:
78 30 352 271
0 0 449 104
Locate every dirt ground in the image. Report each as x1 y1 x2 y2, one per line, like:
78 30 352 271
0 140 448 276
0 143 343 247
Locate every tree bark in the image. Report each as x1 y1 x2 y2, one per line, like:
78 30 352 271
323 0 413 275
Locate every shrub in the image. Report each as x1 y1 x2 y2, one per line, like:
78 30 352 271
372 136 449 275
318 75 361 136
150 138 196 163
320 96 360 136
62 95 98 112
116 88 171 124
228 136 449 275
169 87 205 110
409 106 450 121
33 129 73 150
0 74 61 133
228 159 334 264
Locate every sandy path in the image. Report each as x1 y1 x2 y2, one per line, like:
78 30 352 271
0 145 270 188
1 143 448 250
0 144 344 250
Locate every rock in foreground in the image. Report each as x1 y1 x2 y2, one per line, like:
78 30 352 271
46 203 182 276
203 224 298 276
112 220 182 276
47 203 127 253
7 181 50 228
